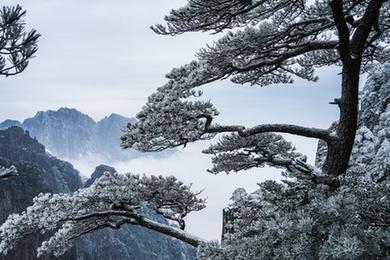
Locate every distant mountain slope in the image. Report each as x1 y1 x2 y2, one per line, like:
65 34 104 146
23 108 99 160
0 108 143 162
96 113 141 160
0 127 196 260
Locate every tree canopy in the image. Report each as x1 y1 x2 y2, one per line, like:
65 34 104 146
198 64 390 259
122 0 389 184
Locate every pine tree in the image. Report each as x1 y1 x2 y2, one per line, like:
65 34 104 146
1 1 390 258
122 0 390 188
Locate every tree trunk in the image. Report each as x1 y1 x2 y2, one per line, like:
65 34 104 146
324 60 361 179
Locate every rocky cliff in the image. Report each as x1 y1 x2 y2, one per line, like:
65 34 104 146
0 127 82 260
0 127 196 259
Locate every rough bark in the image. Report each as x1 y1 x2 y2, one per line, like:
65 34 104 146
325 61 361 178
324 0 384 180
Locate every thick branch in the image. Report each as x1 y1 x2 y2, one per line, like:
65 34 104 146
135 213 205 247
254 157 293 167
69 210 206 247
351 0 384 56
330 0 352 63
206 123 333 142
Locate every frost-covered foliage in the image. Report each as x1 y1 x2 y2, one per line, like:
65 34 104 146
203 133 304 174
122 0 389 162
0 5 40 76
121 61 221 152
342 63 390 182
198 64 390 259
118 1 390 257
0 172 205 257
0 165 17 179
360 63 390 130
198 176 390 259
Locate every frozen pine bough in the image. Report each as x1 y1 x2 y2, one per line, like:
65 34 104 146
0 172 206 257
0 5 40 77
199 64 390 259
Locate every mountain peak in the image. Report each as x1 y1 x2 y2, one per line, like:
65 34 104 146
57 107 83 115
84 164 116 188
0 119 22 130
31 107 95 124
108 113 122 118
98 113 132 124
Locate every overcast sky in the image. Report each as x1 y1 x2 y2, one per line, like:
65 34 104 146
1 0 349 241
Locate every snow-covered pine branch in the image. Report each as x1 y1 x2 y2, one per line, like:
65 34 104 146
198 173 390 259
122 0 390 180
203 132 303 174
199 69 390 258
0 165 18 179
0 172 206 257
0 5 40 77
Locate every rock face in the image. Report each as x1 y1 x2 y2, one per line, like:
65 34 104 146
0 128 196 260
0 108 139 162
0 127 82 260
83 164 117 188
96 113 139 161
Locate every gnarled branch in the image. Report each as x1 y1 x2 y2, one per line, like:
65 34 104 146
69 210 206 247
205 123 333 143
